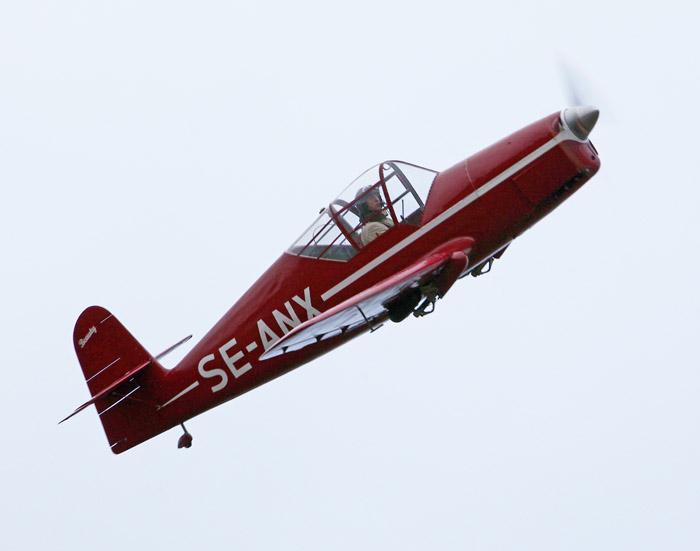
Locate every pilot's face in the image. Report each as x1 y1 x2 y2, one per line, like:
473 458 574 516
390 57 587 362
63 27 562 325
367 194 381 212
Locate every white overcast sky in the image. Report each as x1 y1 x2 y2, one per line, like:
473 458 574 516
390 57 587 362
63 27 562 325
1 1 699 550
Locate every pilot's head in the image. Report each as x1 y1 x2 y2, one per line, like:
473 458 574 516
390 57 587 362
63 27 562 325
355 186 384 221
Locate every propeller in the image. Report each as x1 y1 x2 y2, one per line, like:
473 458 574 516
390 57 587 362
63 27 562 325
559 61 589 107
558 61 606 137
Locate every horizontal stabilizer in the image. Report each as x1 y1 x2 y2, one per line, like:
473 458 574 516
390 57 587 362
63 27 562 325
59 359 151 424
155 334 193 360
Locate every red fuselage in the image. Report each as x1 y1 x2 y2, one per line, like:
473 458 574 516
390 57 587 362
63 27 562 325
108 110 601 452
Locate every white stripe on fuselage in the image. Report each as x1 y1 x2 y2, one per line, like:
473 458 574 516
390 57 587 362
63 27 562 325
320 128 575 302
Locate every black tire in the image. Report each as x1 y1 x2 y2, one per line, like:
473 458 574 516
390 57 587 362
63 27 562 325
385 287 422 323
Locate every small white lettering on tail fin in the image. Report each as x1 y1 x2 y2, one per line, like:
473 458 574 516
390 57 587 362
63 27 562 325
79 326 97 348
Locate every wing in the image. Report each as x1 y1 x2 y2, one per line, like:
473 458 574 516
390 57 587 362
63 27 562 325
260 236 474 360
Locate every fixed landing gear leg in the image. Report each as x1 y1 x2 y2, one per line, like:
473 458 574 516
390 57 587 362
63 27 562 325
413 284 438 318
471 258 494 277
413 298 436 318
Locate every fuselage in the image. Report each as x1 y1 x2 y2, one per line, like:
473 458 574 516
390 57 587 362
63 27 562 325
127 109 601 450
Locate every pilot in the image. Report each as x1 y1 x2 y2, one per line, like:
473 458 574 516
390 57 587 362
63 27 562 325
355 186 394 246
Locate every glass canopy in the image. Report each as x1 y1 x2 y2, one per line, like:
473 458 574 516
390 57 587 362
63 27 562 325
287 161 437 262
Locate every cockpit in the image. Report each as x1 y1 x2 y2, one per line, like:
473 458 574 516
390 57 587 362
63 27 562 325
287 161 438 262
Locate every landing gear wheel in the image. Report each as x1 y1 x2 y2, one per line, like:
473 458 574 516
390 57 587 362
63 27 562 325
385 287 422 322
177 423 193 449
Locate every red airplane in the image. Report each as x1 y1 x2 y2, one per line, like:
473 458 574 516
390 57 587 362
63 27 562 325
62 106 601 454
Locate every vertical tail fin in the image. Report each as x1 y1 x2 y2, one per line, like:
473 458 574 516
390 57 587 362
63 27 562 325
67 306 168 453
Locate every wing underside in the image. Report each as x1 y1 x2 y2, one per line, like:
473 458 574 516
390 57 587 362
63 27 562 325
261 237 474 360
